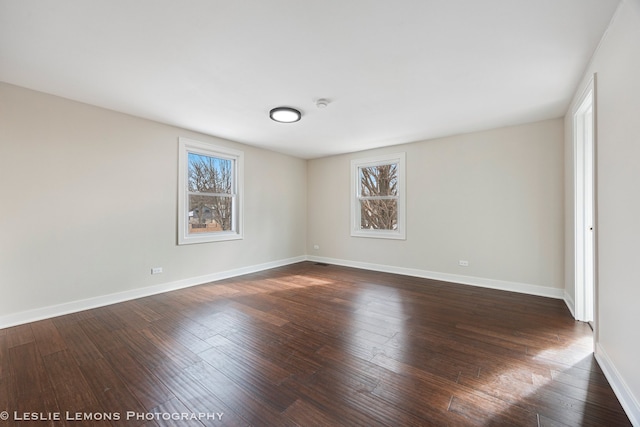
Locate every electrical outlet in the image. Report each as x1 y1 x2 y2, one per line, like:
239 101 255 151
458 260 469 267
313 245 320 250
151 267 163 275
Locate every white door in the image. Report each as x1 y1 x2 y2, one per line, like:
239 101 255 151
574 80 595 324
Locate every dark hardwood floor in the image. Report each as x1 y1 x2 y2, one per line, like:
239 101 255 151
0 262 631 426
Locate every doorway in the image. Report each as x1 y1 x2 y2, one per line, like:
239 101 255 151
573 77 595 325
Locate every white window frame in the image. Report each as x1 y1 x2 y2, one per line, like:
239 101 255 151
350 152 406 240
178 137 244 245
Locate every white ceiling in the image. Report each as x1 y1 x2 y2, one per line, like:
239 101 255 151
0 0 620 159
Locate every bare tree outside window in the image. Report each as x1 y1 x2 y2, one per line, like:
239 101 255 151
358 163 398 230
187 153 234 233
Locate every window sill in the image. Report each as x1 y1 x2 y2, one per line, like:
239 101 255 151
350 230 406 240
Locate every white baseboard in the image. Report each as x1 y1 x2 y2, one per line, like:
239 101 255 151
595 343 640 426
0 254 566 329
0 256 306 329
563 291 576 318
307 255 565 299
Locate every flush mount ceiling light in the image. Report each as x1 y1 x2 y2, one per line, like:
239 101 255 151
270 107 301 123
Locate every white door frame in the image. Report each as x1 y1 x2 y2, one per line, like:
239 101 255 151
573 75 596 326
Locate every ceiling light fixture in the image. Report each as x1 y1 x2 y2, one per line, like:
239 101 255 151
269 107 301 123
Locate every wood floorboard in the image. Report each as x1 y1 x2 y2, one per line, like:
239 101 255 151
78 358 148 427
148 397 205 427
31 319 67 357
184 361 298 427
5 324 35 349
79 316 126 355
282 398 344 427
0 262 631 426
9 342 53 399
197 346 299 413
138 326 203 370
148 308 219 341
0 334 9 381
153 369 246 427
53 322 103 367
101 347 175 410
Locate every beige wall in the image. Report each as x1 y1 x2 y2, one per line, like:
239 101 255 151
308 119 564 292
565 0 640 420
0 83 307 320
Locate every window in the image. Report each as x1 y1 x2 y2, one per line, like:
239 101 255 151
351 152 406 239
178 138 243 244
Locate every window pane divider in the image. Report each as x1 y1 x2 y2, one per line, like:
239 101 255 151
358 195 398 200
187 191 235 197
